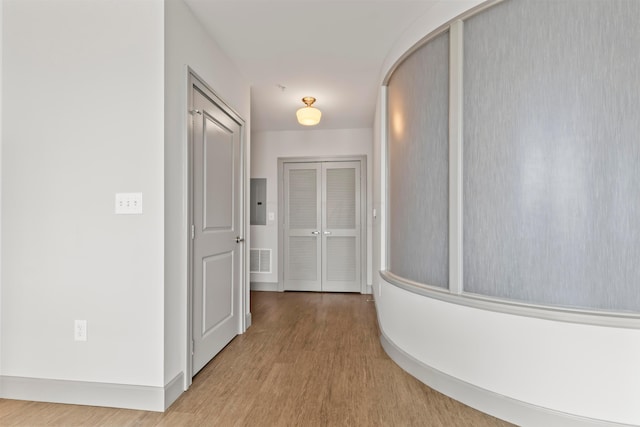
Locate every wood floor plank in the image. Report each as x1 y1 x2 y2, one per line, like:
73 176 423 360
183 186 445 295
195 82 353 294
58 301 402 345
0 291 512 426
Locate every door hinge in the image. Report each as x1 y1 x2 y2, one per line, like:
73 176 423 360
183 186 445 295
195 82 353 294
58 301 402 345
190 109 202 115
191 340 195 356
191 224 195 239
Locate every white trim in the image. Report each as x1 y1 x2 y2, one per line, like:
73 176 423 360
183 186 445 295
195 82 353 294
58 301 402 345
185 68 195 389
164 372 184 410
245 312 252 329
250 281 279 292
380 270 640 329
379 332 634 427
448 19 464 295
379 86 388 276
0 375 185 412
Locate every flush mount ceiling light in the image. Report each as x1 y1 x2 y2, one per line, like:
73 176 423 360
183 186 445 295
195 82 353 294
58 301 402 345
296 97 322 126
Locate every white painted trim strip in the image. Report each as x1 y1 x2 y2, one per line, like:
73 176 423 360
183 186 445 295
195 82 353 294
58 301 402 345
379 86 388 274
0 375 179 412
379 332 634 427
250 282 279 292
164 372 184 410
380 270 640 329
448 19 464 295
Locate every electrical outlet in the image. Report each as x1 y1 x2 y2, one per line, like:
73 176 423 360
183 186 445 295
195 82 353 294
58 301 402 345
74 320 87 341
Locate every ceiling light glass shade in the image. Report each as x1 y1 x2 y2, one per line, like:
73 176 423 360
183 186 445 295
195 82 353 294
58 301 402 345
296 106 322 126
296 97 322 126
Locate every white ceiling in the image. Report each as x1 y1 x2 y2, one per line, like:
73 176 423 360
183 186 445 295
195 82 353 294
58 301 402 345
183 0 439 131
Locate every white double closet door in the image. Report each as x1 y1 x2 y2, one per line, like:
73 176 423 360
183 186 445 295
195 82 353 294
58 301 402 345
284 161 361 293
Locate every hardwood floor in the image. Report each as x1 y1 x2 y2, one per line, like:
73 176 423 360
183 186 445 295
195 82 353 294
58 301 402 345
0 291 513 426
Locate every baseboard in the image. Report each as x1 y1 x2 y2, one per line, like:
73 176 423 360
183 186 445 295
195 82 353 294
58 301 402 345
164 372 184 410
250 282 279 292
245 312 252 329
364 284 373 294
0 375 177 412
379 332 633 427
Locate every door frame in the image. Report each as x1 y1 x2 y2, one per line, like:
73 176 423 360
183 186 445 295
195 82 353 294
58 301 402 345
278 155 367 293
186 70 247 385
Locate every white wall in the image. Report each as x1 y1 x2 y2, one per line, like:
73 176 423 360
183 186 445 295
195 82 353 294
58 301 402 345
164 0 250 390
2 0 164 390
378 282 640 425
0 0 4 376
1 0 250 409
373 1 640 425
250 128 373 287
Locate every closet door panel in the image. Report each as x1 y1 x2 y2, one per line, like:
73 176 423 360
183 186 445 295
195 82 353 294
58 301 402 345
284 164 322 291
322 162 361 292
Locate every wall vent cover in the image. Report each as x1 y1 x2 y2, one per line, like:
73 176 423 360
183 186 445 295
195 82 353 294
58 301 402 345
250 249 272 273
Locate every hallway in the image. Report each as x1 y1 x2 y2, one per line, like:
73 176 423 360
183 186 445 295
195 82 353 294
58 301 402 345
0 292 511 426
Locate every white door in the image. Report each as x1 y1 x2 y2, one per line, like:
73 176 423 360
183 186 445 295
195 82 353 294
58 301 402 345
283 161 361 293
191 81 243 376
283 163 322 291
321 161 361 292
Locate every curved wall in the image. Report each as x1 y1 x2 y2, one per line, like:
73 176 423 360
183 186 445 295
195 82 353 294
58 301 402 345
374 1 640 425
376 280 640 425
461 0 640 312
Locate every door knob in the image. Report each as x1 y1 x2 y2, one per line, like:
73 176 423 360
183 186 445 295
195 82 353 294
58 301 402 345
235 236 245 243
323 231 332 235
311 231 320 235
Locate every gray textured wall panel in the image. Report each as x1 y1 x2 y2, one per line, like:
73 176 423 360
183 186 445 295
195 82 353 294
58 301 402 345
388 31 450 289
463 0 640 311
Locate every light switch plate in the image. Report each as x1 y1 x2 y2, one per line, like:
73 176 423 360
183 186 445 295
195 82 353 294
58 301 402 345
115 193 143 214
